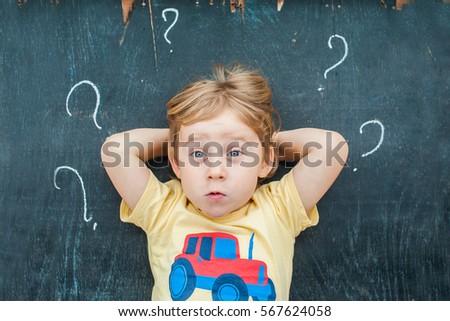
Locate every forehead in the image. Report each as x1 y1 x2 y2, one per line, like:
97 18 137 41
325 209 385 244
178 111 259 142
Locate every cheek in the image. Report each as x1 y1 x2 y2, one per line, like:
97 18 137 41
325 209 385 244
234 174 258 199
230 166 260 188
178 161 203 182
179 169 199 195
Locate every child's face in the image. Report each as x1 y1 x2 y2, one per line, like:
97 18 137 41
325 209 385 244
169 111 272 218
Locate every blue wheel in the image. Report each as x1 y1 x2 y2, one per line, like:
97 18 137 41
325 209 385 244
169 258 196 300
212 274 248 301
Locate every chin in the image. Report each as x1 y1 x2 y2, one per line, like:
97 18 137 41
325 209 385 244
199 205 232 218
204 210 229 218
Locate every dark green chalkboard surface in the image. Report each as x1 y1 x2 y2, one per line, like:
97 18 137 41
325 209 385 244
1 0 449 300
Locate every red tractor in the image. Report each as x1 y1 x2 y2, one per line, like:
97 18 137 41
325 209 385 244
169 232 276 301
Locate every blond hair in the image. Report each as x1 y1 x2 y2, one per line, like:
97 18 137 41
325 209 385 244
166 64 281 178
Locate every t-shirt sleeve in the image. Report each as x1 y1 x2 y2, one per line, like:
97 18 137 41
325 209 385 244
119 170 173 233
259 170 319 237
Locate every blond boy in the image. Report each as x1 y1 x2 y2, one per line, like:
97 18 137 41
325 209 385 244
101 64 348 301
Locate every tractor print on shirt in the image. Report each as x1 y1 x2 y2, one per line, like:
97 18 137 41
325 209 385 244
169 232 276 301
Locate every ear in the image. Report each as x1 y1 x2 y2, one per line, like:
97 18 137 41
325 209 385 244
168 147 181 179
258 146 275 178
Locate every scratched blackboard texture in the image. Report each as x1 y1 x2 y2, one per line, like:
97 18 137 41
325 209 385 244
1 0 449 300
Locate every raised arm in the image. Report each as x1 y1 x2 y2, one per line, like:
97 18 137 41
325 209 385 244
274 128 348 214
101 128 169 211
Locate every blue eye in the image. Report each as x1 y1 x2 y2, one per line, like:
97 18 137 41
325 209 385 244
192 150 205 158
228 150 241 157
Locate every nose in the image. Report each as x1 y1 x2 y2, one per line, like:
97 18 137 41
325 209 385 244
206 157 227 180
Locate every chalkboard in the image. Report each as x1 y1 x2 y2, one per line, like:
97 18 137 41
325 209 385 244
1 0 449 300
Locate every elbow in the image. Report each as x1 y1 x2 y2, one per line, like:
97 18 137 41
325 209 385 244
101 134 123 168
329 131 348 167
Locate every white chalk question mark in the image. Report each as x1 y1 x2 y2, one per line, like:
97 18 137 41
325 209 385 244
53 166 97 230
162 8 179 53
353 120 385 172
66 80 102 129
318 34 348 91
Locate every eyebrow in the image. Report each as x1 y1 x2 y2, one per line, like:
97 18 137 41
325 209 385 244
185 132 254 143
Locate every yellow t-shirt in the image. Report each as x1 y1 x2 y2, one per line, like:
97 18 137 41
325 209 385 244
120 170 319 301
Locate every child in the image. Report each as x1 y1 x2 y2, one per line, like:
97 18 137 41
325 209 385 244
101 64 348 301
